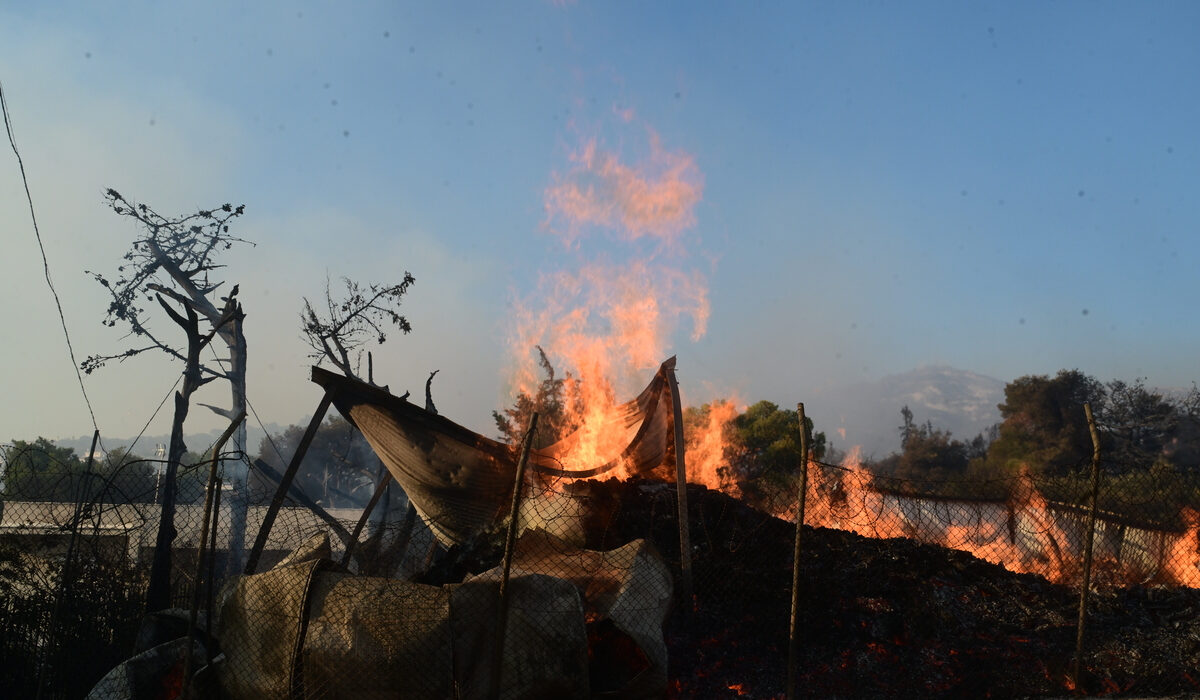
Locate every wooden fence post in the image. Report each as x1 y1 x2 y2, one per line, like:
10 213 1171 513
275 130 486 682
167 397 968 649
489 413 539 700
244 391 333 574
340 472 394 569
666 365 695 609
1072 402 1103 689
182 411 244 700
36 428 99 700
787 403 810 700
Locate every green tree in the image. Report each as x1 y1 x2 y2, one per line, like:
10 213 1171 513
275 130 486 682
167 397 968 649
96 447 156 504
1099 378 1179 470
726 400 825 487
1 438 81 501
874 406 975 485
1166 383 1200 469
256 417 377 508
982 369 1105 477
492 346 584 449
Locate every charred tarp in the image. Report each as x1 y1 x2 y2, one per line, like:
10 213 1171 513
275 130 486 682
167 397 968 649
310 358 679 547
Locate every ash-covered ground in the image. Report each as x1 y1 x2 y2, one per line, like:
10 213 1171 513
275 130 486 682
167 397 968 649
427 478 1200 698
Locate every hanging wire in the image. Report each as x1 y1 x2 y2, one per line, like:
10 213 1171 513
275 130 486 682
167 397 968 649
1 80 99 434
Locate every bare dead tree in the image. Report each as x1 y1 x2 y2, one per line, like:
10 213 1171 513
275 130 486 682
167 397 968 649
84 188 250 611
299 273 420 569
300 273 415 381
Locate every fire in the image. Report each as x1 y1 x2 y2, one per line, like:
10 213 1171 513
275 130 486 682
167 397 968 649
543 127 703 248
684 399 741 495
793 456 1082 584
504 114 712 479
1165 507 1200 586
801 448 912 541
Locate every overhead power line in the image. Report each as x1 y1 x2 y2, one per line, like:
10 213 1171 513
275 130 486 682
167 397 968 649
1 80 99 434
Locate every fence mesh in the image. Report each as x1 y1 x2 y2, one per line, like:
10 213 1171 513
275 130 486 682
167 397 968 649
3 427 1200 698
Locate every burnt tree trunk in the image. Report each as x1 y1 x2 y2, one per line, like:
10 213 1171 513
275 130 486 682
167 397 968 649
146 301 205 612
150 241 251 575
223 308 250 575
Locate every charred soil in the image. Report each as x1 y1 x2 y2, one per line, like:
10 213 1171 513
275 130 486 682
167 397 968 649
427 478 1200 698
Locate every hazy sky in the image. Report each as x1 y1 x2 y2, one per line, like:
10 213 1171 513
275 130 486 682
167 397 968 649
2 2 1198 448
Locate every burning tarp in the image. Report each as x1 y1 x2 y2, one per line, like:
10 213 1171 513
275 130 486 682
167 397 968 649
311 358 679 548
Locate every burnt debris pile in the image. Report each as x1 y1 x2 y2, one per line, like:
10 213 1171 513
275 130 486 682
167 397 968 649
544 477 1200 698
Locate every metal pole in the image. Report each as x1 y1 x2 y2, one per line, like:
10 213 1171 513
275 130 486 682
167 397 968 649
1072 402 1103 689
666 365 695 608
489 413 539 700
787 403 811 700
340 471 394 569
245 391 334 574
182 411 244 700
36 428 99 700
205 475 222 671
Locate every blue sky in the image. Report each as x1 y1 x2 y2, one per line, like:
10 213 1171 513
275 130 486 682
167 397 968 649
2 2 1198 448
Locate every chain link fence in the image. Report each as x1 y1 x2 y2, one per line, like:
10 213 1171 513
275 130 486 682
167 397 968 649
3 421 1200 698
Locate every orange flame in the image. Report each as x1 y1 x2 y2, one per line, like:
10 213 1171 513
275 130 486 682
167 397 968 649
544 128 703 248
505 118 710 478
790 455 1082 584
1166 507 1200 586
507 261 710 473
685 399 741 496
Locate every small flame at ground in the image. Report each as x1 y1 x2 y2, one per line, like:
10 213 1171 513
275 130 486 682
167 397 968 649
777 452 1200 587
1166 508 1200 586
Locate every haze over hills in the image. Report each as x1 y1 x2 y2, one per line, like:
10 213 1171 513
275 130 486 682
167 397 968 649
813 366 1007 460
53 422 286 462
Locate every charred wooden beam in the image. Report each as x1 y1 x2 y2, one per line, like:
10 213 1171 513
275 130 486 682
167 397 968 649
244 391 334 574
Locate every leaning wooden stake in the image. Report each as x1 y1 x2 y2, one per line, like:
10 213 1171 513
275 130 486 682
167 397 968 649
37 428 99 700
787 403 810 700
182 411 244 700
1072 402 1103 689
245 390 334 574
204 474 222 672
489 412 539 700
340 471 394 569
666 365 695 608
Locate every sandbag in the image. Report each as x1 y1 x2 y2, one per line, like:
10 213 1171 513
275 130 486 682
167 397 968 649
468 533 673 698
216 558 589 699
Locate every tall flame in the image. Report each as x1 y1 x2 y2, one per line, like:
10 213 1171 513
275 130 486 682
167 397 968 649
684 400 741 496
544 128 703 248
504 116 713 476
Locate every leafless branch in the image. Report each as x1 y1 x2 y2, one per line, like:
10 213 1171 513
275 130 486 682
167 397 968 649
301 273 416 379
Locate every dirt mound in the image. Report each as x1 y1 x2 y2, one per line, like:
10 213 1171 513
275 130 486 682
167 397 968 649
426 477 1200 698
